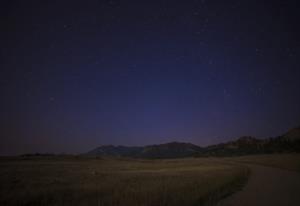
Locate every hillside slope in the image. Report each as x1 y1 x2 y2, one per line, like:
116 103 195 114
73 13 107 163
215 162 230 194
85 127 300 158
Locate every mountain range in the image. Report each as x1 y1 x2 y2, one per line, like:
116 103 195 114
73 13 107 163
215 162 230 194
86 126 300 158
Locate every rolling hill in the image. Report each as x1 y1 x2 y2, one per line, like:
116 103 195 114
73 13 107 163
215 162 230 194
86 142 202 158
86 126 300 158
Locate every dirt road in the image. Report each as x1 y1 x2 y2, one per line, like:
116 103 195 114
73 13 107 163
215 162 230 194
218 164 300 206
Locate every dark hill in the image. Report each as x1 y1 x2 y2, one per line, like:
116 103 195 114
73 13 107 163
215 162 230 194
198 127 300 156
86 142 202 158
86 145 143 157
141 142 202 158
283 126 300 141
85 126 300 158
202 136 265 156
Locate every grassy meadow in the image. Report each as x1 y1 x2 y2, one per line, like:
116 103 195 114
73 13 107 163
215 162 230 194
227 153 300 172
0 157 249 206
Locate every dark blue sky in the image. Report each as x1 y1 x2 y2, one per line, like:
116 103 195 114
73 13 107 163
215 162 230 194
1 0 300 155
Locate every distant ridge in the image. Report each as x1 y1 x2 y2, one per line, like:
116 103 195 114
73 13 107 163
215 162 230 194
282 126 300 141
85 127 300 158
86 142 202 158
141 142 202 158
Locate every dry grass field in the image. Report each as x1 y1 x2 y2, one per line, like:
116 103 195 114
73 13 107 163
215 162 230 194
226 153 300 172
0 157 248 206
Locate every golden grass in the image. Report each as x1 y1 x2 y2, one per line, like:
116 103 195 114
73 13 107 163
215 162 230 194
0 157 248 206
225 153 300 172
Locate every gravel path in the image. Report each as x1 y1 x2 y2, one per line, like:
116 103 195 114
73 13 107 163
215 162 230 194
218 164 300 206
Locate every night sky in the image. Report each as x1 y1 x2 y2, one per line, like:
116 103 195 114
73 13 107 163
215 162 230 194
1 0 300 155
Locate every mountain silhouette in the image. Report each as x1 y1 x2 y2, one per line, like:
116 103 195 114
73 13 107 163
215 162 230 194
86 142 202 158
86 126 300 158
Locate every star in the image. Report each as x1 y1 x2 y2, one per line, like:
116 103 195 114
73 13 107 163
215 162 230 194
193 12 200 16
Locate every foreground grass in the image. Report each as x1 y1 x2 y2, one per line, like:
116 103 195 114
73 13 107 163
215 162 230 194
226 153 300 172
0 157 248 206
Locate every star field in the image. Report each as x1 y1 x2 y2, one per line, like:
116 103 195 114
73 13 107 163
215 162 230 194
0 0 299 155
